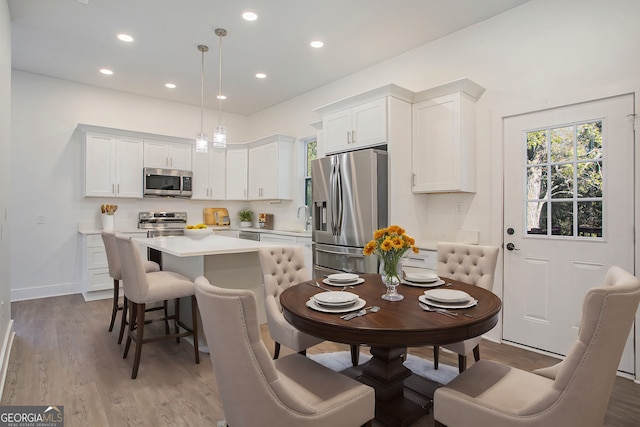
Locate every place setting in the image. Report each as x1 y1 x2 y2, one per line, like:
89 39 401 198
321 273 365 287
418 288 478 317
401 270 446 287
305 290 367 314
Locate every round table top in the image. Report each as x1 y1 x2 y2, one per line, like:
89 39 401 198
280 274 502 348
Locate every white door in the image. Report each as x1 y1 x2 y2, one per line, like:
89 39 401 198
502 95 636 374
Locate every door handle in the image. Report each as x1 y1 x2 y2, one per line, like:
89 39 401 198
506 243 520 251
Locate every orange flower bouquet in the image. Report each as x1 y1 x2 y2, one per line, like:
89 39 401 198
364 225 418 301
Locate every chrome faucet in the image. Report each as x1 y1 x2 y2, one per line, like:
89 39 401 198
297 205 312 231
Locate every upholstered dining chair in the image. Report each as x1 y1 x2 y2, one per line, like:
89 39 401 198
433 265 640 427
257 246 325 359
116 235 199 379
194 276 375 427
101 231 164 344
434 242 499 372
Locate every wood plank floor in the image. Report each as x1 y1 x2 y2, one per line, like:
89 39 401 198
2 294 639 426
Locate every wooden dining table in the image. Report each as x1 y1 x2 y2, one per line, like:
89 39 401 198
280 273 502 427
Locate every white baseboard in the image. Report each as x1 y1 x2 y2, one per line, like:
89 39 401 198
11 282 81 302
0 319 15 400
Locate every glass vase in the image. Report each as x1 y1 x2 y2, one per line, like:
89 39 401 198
379 259 404 301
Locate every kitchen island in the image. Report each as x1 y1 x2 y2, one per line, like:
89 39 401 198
133 234 274 351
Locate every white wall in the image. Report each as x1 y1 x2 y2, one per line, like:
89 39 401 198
0 0 14 392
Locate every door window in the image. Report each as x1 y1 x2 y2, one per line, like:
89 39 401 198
525 121 603 238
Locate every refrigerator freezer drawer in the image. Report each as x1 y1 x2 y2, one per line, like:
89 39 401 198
313 243 378 275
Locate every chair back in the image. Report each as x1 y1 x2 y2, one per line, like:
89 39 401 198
194 277 318 425
525 266 640 423
436 242 499 290
102 231 122 281
258 246 310 311
115 235 150 303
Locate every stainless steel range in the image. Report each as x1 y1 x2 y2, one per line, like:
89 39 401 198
138 211 187 267
138 211 187 237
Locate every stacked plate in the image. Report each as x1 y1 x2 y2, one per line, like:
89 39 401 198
402 271 445 287
418 288 478 309
307 291 366 313
322 273 365 286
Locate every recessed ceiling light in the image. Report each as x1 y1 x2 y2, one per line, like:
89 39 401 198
117 34 134 42
242 11 258 21
165 83 176 89
99 68 113 75
255 73 266 79
310 40 324 48
217 95 227 100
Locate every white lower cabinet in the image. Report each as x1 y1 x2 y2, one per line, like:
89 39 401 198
81 232 148 301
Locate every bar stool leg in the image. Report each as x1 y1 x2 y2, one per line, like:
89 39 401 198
109 279 120 332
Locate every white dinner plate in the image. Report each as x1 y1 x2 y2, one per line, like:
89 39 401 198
322 278 365 286
306 298 367 313
326 273 360 283
401 279 445 288
418 295 478 309
313 291 359 306
404 271 439 283
423 288 472 303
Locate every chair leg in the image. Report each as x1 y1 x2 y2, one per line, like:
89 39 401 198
350 344 359 366
123 301 136 359
458 354 467 373
164 300 170 335
109 279 120 332
191 295 200 364
131 302 146 379
273 342 281 359
434 345 440 370
118 297 128 344
175 298 181 343
473 344 480 362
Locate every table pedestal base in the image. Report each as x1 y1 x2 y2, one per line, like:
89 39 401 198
343 347 439 426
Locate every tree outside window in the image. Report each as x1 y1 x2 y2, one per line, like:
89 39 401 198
525 121 603 238
303 138 317 206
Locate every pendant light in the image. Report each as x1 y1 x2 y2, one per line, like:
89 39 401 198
195 44 209 153
213 28 227 149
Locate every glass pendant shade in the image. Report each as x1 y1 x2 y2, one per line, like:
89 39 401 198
213 125 226 148
195 132 208 153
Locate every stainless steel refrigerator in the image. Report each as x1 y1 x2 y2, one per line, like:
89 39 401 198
311 148 388 277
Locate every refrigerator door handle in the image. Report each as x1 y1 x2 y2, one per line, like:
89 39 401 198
335 161 343 236
329 161 337 235
315 248 366 258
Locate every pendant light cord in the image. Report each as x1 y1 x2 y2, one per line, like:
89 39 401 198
215 28 227 127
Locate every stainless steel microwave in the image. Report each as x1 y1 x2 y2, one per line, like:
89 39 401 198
143 167 193 198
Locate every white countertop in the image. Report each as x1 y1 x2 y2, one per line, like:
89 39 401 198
133 234 275 257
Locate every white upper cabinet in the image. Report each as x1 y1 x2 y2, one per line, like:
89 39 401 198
192 148 226 200
225 147 248 200
411 78 485 193
143 139 192 170
248 135 295 200
323 98 387 154
85 132 143 198
314 85 414 155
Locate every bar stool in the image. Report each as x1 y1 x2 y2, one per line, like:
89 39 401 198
101 231 165 344
116 235 199 379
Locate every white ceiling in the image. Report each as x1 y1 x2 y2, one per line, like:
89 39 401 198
9 0 530 116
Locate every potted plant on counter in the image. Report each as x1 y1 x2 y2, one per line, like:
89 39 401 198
239 209 254 228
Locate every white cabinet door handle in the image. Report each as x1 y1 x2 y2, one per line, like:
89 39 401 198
352 130 356 142
346 131 351 143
